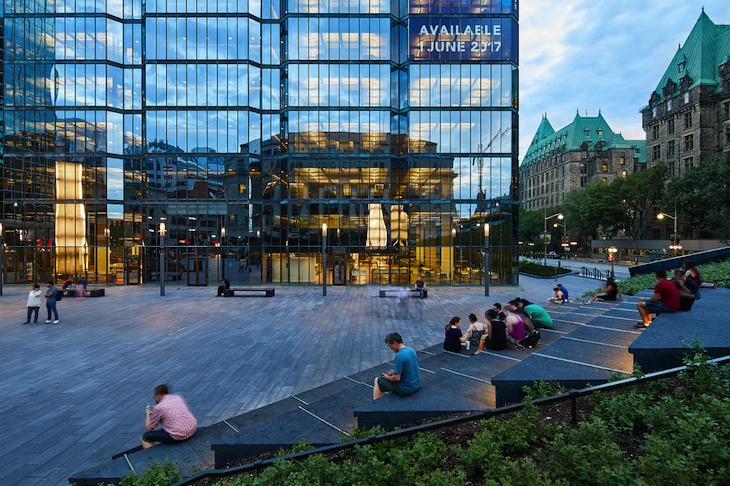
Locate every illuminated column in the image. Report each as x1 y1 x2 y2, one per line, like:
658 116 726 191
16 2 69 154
55 162 88 277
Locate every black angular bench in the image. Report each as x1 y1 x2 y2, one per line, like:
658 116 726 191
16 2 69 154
63 288 106 297
379 288 427 298
223 288 275 297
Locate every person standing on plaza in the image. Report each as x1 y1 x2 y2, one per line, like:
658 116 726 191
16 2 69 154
141 384 197 449
373 332 421 400
44 281 59 324
24 284 43 325
635 269 680 329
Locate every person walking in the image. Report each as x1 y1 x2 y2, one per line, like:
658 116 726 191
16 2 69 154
44 281 60 324
24 284 43 324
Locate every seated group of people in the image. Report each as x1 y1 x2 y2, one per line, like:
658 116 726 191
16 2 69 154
636 260 701 329
443 299 554 355
548 283 569 304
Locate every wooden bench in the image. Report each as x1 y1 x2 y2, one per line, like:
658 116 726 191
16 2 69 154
63 288 106 297
223 288 275 297
379 288 427 299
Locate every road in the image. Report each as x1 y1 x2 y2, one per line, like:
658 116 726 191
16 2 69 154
525 257 633 281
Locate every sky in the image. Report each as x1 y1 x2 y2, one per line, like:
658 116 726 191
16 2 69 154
518 0 728 162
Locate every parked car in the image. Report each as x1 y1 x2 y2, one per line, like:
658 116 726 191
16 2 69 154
547 251 561 259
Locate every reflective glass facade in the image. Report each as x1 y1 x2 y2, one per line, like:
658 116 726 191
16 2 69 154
1 0 519 286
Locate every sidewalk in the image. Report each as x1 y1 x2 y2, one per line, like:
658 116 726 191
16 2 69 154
0 276 602 485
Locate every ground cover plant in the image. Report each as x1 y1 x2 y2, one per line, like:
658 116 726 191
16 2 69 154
583 257 730 298
518 259 572 278
124 344 730 486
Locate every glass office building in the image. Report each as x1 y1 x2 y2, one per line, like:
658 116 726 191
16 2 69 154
1 0 519 287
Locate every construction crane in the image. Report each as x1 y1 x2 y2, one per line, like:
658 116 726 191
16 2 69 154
472 127 511 213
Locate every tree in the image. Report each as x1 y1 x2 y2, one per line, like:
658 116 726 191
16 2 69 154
663 155 730 242
614 163 667 239
563 164 667 240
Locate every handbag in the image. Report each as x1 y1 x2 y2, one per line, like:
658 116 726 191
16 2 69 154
469 329 485 347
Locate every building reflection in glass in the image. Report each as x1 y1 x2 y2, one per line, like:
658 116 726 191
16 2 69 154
1 0 518 287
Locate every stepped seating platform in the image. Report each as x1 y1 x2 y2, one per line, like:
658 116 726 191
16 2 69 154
629 288 730 372
491 298 641 406
71 292 730 484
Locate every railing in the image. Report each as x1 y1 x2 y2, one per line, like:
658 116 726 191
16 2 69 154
581 266 614 281
628 245 730 277
169 355 730 486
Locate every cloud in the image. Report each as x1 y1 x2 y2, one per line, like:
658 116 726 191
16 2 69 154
518 1 727 161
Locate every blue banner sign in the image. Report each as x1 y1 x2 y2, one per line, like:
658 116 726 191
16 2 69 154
409 18 517 62
409 0 518 16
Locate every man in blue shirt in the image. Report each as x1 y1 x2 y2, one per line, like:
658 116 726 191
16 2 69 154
557 284 569 303
373 332 421 400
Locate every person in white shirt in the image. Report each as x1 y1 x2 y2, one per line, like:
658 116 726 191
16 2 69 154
24 284 43 324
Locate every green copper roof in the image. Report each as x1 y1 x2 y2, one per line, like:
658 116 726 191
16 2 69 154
521 112 646 167
647 9 730 105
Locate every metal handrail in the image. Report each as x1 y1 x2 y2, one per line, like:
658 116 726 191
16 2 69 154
170 354 730 486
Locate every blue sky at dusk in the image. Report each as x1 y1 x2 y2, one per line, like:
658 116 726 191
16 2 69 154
518 1 727 161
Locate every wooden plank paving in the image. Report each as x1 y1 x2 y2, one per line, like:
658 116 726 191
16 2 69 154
0 276 601 485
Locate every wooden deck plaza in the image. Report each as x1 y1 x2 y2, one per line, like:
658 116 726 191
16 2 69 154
0 276 600 485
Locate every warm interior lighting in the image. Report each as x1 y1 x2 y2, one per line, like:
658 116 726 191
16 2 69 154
55 161 88 275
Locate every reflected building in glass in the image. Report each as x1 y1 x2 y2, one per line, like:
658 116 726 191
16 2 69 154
1 0 519 287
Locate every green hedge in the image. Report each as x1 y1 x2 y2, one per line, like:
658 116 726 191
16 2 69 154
519 260 573 277
585 257 730 297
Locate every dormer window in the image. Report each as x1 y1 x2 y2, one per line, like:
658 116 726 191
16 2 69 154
598 130 603 136
678 62 685 73
667 99 672 111
584 129 590 136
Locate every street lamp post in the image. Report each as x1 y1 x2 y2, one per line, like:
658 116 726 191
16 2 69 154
543 208 564 266
322 223 327 296
159 223 166 296
484 223 490 297
452 227 456 283
0 222 4 296
657 200 681 256
608 246 617 280
220 227 226 279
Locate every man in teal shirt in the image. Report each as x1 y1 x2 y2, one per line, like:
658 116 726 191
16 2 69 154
519 298 553 329
373 332 421 400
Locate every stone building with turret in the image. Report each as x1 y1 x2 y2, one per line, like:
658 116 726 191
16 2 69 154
641 9 730 178
520 112 646 211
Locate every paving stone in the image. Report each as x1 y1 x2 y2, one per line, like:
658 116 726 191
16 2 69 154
0 276 603 484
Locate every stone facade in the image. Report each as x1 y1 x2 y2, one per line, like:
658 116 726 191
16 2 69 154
520 113 645 211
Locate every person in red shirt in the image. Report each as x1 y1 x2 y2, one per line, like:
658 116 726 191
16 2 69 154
141 384 197 449
635 270 680 329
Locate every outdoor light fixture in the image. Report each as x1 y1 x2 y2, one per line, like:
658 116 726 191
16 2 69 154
159 223 166 296
484 223 490 297
657 200 680 257
0 222 3 296
322 223 327 296
608 246 617 279
543 210 564 266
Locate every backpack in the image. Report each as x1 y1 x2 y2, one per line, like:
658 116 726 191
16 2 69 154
55 290 62 301
469 330 486 348
519 330 541 348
